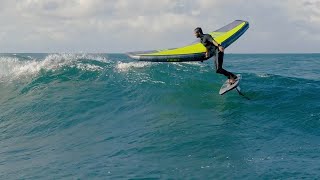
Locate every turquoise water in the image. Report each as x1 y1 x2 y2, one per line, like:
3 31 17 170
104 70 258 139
0 53 319 179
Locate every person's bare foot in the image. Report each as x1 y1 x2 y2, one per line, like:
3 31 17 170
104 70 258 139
228 77 237 85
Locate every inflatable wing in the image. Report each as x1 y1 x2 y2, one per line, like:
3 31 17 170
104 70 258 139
127 20 249 62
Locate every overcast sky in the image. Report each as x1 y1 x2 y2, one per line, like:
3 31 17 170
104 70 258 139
0 0 319 53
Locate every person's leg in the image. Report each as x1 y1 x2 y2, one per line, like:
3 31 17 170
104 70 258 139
214 49 237 80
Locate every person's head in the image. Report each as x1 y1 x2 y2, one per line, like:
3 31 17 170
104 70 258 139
194 27 203 38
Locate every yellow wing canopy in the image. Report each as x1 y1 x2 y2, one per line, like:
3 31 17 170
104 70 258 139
127 20 249 62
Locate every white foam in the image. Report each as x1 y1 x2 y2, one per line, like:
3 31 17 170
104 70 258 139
151 80 165 84
0 53 108 82
75 63 103 71
257 73 271 78
116 61 153 72
181 61 204 66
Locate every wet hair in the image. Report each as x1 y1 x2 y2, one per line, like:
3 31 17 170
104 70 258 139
194 27 203 34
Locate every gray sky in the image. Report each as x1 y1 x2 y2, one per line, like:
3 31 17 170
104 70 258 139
0 0 319 53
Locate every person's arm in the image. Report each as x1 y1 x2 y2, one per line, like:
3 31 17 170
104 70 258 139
204 35 213 58
212 39 224 52
205 47 209 58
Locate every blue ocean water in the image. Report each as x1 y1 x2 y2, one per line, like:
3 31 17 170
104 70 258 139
0 53 319 179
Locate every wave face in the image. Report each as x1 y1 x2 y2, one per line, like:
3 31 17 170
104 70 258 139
0 53 319 179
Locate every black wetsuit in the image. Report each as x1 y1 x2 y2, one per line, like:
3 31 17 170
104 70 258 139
200 34 236 79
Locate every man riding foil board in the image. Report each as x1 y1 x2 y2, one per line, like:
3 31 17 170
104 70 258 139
194 27 237 84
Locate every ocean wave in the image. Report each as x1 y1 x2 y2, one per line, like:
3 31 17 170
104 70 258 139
1 53 320 179
0 53 108 82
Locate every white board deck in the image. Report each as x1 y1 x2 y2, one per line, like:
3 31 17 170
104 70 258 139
219 74 241 95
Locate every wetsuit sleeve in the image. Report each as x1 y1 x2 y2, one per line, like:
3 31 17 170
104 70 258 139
207 35 214 42
202 34 212 44
208 35 220 47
